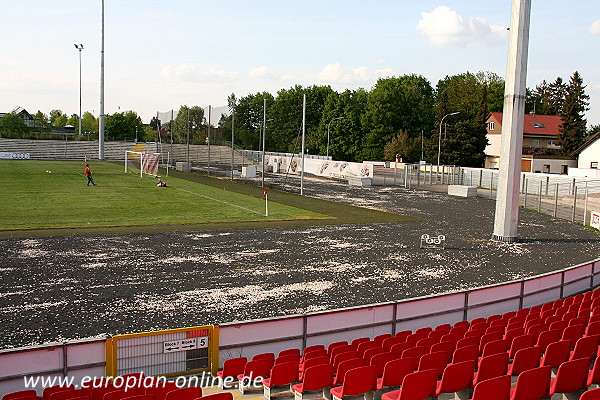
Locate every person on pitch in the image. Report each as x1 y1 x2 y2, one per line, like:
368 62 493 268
85 164 96 186
157 176 167 187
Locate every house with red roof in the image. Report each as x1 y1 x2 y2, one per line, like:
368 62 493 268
485 112 577 174
569 132 600 178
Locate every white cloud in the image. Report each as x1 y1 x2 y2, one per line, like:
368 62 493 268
162 64 237 83
590 20 600 35
417 6 507 47
375 68 394 77
315 63 374 84
248 66 277 79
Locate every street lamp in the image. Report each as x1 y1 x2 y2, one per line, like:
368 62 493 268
326 116 344 158
74 44 84 139
437 112 459 165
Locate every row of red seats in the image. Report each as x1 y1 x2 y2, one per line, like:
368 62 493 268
2 374 229 400
216 288 600 399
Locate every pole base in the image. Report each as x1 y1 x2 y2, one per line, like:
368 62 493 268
491 234 520 243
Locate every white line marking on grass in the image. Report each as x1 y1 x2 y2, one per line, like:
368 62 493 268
171 186 263 216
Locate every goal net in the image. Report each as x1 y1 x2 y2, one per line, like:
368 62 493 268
125 151 162 177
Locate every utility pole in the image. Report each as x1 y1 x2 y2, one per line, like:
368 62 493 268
74 44 84 140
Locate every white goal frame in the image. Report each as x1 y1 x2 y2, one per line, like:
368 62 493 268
125 151 162 177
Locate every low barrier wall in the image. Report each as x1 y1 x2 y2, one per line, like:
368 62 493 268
1 257 599 397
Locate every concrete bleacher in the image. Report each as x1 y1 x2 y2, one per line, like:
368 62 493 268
0 139 252 172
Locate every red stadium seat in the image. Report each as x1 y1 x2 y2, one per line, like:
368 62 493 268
333 358 366 386
394 330 412 340
195 394 232 400
275 354 300 365
510 366 551 400
479 332 503 353
3 390 39 400
332 351 359 369
415 337 437 353
561 324 586 348
376 357 415 391
252 352 275 369
237 359 272 394
299 356 330 380
144 382 178 400
451 344 479 364
381 336 405 350
291 364 334 400
535 329 561 351
540 339 571 368
263 361 299 400
405 332 428 345
351 337 370 350
582 388 600 400
432 360 475 398
43 386 75 400
164 387 201 400
481 339 509 357
4 397 38 400
278 348 301 358
374 334 392 345
105 389 145 400
472 352 509 387
507 346 542 376
90 386 119 400
381 369 438 400
369 351 396 377
327 341 348 357
121 396 155 400
508 334 535 359
588 355 600 387
455 336 478 349
401 346 426 360
471 375 511 400
216 356 247 388
548 357 591 398
362 347 386 362
417 351 448 377
302 344 325 356
430 341 454 360
329 346 352 363
570 335 600 360
330 366 376 400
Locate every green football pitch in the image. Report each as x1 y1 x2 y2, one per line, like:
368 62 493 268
0 160 416 236
0 160 327 231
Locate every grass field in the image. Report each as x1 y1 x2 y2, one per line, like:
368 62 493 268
0 160 328 231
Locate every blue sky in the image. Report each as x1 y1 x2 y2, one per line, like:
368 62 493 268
2 1 600 126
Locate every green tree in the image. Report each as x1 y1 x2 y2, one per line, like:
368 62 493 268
558 71 590 155
269 85 333 154
105 111 144 141
173 105 205 144
361 75 434 161
49 109 65 125
317 89 368 162
66 114 79 132
476 71 505 113
81 112 98 137
54 114 67 127
0 112 30 138
32 111 50 135
384 130 420 162
429 72 489 166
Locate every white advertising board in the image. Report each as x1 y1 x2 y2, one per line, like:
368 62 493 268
591 211 600 229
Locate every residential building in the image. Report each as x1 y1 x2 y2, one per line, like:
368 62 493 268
485 112 576 174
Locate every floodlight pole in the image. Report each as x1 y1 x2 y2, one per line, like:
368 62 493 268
230 102 235 180
99 0 105 160
437 112 459 166
74 44 84 140
300 94 306 195
326 116 344 159
262 98 266 187
493 0 531 242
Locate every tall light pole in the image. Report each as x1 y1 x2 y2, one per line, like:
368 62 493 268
99 0 105 160
326 116 344 159
74 44 84 139
493 0 532 242
437 112 459 165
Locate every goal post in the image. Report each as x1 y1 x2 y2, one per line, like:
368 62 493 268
125 151 162 177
